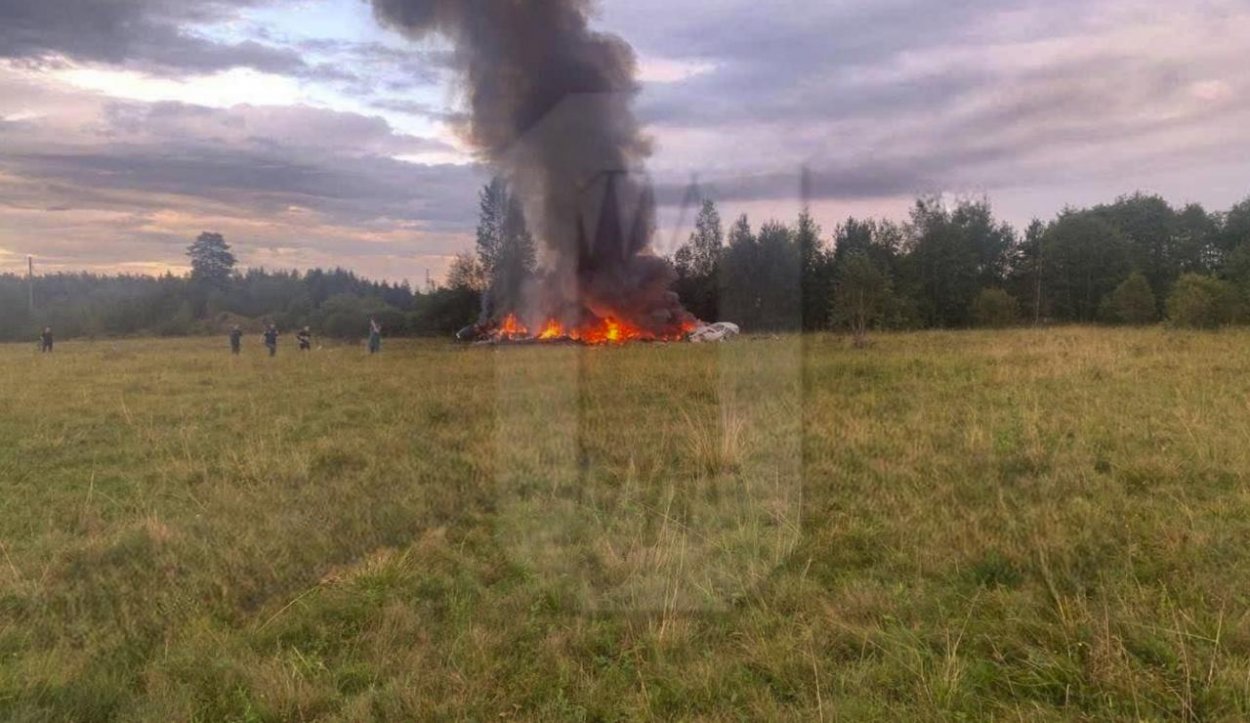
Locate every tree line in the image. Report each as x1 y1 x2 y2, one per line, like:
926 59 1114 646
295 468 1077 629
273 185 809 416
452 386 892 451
1 179 544 343
4 187 1249 343
667 192 1250 341
0 232 481 343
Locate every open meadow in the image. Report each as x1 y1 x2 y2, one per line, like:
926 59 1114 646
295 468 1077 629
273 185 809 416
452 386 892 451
3 328 1250 721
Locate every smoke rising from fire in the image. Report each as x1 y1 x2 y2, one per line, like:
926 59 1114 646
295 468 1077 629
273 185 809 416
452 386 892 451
370 0 695 334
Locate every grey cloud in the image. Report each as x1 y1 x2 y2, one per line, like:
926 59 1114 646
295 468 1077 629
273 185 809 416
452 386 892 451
368 98 440 117
0 0 457 99
622 0 1250 206
3 0 1248 277
617 0 1022 72
98 100 454 157
367 98 468 126
2 148 481 226
0 94 483 229
0 0 307 75
293 39 455 95
629 0 1051 129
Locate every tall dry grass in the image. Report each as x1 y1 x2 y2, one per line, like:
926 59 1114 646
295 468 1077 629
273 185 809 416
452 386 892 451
1 328 1249 719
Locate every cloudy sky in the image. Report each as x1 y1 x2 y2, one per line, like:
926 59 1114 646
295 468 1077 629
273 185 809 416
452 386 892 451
1 0 1247 282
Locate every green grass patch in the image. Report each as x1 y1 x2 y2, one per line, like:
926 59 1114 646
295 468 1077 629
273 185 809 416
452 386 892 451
2 328 1250 719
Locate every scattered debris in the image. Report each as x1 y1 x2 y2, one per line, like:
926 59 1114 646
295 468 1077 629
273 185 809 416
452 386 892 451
689 322 741 343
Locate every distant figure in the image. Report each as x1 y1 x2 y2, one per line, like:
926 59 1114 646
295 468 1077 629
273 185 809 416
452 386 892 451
297 326 312 352
229 325 243 355
263 325 279 357
368 319 382 354
39 327 53 353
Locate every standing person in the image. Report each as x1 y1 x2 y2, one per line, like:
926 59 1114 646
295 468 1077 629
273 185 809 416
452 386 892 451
263 324 279 357
39 327 53 353
367 318 382 355
229 325 243 355
297 326 312 352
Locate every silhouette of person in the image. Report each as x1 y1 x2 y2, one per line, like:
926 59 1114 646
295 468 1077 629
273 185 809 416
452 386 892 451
263 325 279 357
368 319 382 354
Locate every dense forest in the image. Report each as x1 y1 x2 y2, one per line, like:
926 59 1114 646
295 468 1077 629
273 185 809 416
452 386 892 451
669 192 1250 336
3 187 1250 343
0 263 478 343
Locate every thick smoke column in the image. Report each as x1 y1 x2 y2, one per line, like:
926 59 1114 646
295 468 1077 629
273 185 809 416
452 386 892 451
370 0 694 333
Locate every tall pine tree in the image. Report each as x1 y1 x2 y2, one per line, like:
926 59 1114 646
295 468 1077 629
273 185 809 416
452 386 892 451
475 178 536 317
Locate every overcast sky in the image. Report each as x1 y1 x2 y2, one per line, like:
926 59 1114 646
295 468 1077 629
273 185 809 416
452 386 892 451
1 0 1247 282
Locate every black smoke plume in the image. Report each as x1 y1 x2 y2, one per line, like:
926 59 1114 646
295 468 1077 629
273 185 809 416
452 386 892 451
370 0 695 333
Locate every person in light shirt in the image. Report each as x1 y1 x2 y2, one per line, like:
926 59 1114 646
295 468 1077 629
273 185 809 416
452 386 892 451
368 319 382 354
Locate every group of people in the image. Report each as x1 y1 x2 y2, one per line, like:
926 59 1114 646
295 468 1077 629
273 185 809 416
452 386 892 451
33 319 385 355
229 319 384 356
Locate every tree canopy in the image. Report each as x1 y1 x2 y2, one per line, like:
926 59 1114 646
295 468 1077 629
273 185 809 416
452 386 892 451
669 191 1250 333
9 188 1250 343
187 232 236 288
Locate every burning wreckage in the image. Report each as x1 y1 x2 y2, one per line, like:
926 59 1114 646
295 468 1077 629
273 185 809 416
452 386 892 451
452 171 740 346
370 0 737 347
457 315 739 345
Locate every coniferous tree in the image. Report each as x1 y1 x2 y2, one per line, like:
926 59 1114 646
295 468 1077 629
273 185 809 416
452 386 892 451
673 199 725 322
1023 219 1045 324
754 220 803 331
720 214 758 328
476 178 508 275
493 193 537 309
795 209 833 331
474 178 536 317
187 232 236 288
688 199 724 279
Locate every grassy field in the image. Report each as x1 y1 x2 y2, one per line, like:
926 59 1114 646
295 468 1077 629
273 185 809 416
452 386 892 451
2 328 1250 721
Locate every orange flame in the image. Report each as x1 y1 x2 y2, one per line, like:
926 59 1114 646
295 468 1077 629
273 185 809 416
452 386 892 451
537 319 565 340
499 313 527 338
491 313 698 345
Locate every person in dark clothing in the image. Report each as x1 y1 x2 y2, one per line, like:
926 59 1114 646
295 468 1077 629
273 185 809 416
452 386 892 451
297 327 312 351
229 325 243 355
263 325 279 357
368 319 382 354
39 327 53 353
